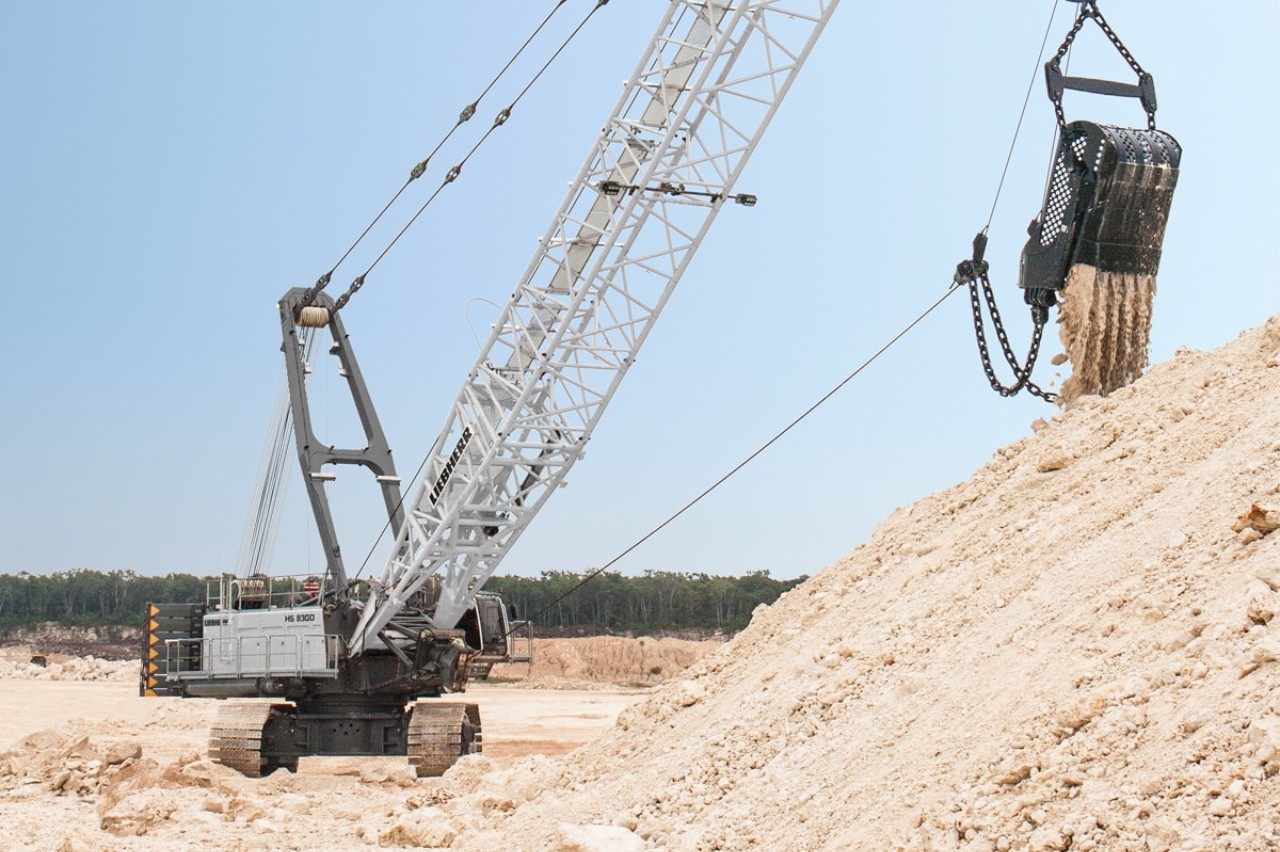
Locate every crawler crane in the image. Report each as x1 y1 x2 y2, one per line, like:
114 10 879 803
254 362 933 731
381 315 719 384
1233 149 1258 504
143 0 1180 779
142 1 841 776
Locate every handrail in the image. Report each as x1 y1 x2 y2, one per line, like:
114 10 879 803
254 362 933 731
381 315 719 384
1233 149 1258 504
163 633 341 681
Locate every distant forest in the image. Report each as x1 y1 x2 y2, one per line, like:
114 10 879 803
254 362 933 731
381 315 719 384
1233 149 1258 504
0 569 805 635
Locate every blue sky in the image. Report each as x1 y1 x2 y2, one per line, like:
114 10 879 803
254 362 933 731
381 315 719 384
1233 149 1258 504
2 2 1276 581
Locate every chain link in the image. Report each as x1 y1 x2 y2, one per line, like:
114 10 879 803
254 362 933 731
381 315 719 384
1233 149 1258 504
960 268 1057 403
1086 4 1147 80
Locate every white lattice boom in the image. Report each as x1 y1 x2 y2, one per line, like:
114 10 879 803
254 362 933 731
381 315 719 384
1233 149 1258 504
350 0 839 655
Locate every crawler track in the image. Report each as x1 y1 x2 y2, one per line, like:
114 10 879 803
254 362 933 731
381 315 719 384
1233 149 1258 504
208 702 277 777
407 701 481 777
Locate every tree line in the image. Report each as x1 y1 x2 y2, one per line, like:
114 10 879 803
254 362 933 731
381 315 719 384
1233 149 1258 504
486 570 804 634
0 568 805 635
0 570 209 629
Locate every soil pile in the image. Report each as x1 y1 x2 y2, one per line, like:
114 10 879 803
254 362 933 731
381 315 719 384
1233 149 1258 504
0 656 136 682
0 689 630 850
490 636 719 688
442 314 1280 850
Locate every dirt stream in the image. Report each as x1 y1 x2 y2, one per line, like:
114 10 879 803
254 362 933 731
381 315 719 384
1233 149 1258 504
3 314 1280 850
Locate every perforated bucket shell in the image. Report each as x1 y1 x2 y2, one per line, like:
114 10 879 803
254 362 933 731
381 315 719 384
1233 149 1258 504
1020 121 1181 296
1072 123 1180 273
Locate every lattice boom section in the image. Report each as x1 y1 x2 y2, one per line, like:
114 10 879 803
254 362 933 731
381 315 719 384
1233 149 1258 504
350 0 839 653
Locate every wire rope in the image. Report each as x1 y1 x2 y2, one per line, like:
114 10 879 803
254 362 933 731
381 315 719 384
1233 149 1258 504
335 3 569 271
983 0 1063 232
236 327 317 576
345 0 611 582
347 1 609 292
332 2 568 272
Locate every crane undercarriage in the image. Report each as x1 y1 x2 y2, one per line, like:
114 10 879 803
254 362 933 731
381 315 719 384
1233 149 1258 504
207 697 480 778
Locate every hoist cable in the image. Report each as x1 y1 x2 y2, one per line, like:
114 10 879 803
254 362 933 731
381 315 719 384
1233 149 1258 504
345 1 610 580
237 327 317 575
510 285 964 632
960 0 1067 402
1036 20 1074 222
983 0 1062 232
300 0 576 307
342 0 609 303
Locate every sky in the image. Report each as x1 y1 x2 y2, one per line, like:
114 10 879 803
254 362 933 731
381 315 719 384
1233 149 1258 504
2 2 1276 583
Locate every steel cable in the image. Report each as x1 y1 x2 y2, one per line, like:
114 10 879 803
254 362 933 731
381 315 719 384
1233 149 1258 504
508 286 964 634
300 0 579 307
984 0 1062 232
340 0 610 304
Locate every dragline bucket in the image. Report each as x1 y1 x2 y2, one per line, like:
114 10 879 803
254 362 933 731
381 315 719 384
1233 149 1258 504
1019 120 1181 308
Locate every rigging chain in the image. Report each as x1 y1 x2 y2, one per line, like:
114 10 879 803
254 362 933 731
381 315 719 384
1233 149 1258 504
957 0 1070 403
1050 0 1155 130
958 0 1153 403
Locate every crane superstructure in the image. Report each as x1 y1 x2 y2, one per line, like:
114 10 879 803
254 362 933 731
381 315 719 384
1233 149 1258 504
143 0 840 777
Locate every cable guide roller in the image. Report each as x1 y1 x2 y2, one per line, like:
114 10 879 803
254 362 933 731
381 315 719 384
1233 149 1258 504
957 0 1181 404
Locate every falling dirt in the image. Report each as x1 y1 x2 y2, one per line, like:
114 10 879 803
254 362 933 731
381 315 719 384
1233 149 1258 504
2 313 1279 850
1057 263 1158 405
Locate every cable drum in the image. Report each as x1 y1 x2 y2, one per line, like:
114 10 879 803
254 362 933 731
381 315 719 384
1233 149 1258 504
296 306 330 328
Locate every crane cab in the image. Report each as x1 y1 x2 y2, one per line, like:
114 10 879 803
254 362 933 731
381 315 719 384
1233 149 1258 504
458 591 533 679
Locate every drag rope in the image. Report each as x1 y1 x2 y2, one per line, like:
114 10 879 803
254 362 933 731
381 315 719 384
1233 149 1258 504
511 286 964 632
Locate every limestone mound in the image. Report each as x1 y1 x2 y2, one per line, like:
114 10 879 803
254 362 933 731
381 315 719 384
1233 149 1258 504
443 314 1280 850
0 655 137 683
